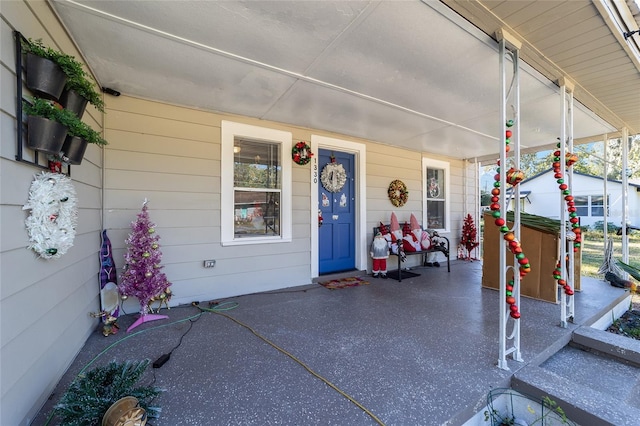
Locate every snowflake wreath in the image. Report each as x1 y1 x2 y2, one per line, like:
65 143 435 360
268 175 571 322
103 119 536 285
321 161 347 192
23 171 78 259
292 141 313 165
388 179 408 207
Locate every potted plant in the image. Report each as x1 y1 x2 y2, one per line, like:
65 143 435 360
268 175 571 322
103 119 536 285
61 113 108 165
59 57 105 116
21 38 104 115
23 97 107 159
484 389 574 426
20 38 69 100
52 359 162 426
22 97 75 154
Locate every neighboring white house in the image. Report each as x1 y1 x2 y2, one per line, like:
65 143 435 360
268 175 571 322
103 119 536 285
515 169 640 229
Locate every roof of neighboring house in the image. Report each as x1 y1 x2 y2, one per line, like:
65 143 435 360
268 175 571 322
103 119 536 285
522 169 640 189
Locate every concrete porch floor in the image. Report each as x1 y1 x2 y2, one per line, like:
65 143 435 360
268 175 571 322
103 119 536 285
33 260 635 425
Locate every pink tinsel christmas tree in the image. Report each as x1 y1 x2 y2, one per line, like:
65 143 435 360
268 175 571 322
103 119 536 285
119 200 171 331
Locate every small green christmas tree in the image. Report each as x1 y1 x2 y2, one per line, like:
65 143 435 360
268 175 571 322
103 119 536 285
52 359 162 426
460 213 479 260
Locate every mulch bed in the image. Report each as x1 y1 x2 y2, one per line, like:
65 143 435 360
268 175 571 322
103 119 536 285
606 293 640 340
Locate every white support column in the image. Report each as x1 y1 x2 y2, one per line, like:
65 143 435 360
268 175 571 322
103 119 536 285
603 134 609 245
473 158 481 260
621 127 629 265
566 82 576 324
497 29 523 370
558 78 576 328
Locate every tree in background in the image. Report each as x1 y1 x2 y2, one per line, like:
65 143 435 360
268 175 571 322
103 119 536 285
573 135 640 180
481 135 640 195
460 213 479 260
119 200 171 331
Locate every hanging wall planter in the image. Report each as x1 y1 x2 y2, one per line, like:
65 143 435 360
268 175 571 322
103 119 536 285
59 88 88 118
21 37 105 113
25 53 67 100
27 116 67 154
22 97 108 159
61 135 88 165
59 103 108 164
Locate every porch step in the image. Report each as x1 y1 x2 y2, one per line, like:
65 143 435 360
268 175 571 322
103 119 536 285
511 326 640 426
571 325 640 366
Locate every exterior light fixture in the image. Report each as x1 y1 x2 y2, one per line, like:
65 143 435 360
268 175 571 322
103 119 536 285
623 29 640 39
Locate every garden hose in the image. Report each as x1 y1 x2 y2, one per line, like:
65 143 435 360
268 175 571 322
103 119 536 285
43 308 208 425
195 303 386 426
45 301 384 426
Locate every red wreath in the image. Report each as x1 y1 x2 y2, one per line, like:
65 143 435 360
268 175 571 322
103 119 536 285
292 141 313 165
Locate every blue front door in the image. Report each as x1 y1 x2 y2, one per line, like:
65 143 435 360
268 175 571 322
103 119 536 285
318 149 355 274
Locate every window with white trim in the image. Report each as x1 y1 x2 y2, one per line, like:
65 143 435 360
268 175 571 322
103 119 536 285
575 194 608 217
422 158 450 232
221 121 292 245
590 195 606 216
574 196 588 217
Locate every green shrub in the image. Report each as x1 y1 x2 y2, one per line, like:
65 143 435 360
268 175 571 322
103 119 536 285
591 221 618 233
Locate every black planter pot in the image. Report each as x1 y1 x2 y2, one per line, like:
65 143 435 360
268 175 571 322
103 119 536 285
61 135 88 165
26 53 67 101
27 116 68 155
59 88 88 118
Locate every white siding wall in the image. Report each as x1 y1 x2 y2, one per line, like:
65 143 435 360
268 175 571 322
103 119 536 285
367 145 421 268
518 171 563 220
104 96 317 309
106 96 470 304
365 143 466 268
451 157 475 254
1 2 105 425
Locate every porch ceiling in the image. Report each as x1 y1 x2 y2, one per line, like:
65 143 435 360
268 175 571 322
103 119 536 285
49 0 639 161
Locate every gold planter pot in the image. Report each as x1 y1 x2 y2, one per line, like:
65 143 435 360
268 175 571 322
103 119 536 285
102 396 147 426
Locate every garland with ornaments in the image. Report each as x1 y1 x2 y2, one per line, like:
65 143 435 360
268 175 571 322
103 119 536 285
551 142 581 296
23 171 78 259
488 119 531 319
292 141 313 165
321 155 347 192
388 179 409 207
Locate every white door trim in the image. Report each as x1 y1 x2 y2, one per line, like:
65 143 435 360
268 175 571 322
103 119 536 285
310 136 367 278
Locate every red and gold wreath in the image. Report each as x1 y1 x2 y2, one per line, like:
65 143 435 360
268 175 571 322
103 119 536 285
388 179 408 207
292 141 313 165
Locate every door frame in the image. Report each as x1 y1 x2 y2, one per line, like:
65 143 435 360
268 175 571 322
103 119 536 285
310 135 367 278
